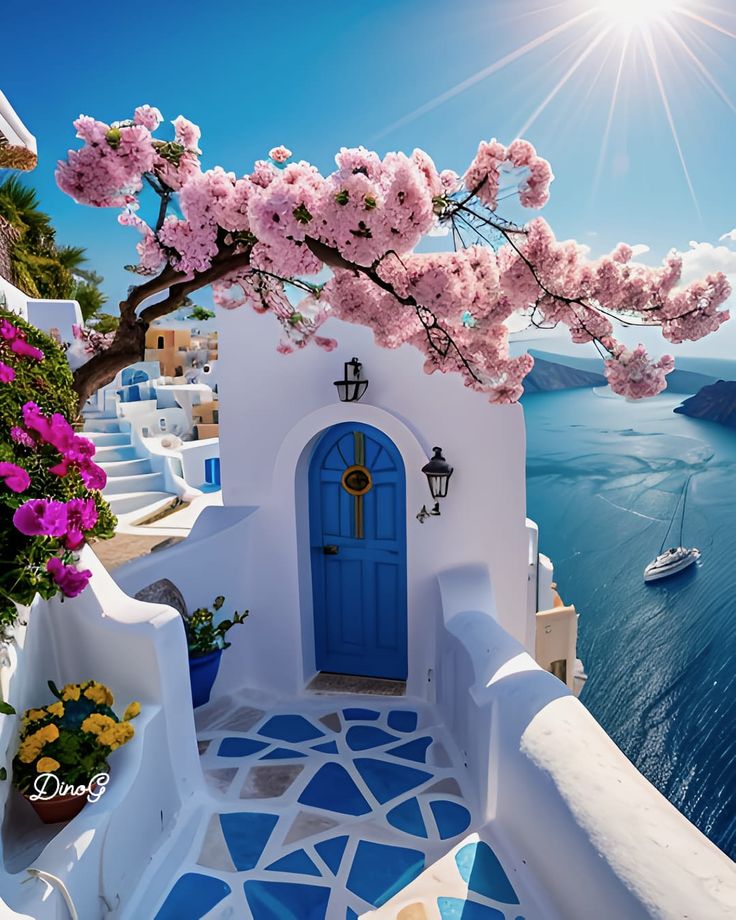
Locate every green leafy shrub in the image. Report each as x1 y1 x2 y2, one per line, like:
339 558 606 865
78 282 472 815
0 309 115 631
185 595 249 656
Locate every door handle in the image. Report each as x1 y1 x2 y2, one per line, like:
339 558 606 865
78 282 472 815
323 544 340 555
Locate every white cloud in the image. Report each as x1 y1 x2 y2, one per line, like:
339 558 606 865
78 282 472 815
677 239 736 286
718 229 736 243
630 243 650 258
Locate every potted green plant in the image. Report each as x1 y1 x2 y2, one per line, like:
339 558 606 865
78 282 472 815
185 596 248 707
12 679 140 823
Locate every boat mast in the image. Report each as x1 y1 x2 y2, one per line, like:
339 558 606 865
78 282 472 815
659 474 693 553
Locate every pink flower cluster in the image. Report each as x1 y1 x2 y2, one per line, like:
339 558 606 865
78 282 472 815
20 403 106 490
54 106 733 403
464 138 553 209
13 497 98 550
0 318 44 361
72 324 116 356
56 115 156 207
604 345 675 399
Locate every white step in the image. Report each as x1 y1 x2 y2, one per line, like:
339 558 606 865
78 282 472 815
107 491 176 516
103 472 166 496
83 418 122 433
83 431 131 447
94 445 138 463
99 458 153 477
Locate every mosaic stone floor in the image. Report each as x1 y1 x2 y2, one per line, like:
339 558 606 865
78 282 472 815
150 693 536 919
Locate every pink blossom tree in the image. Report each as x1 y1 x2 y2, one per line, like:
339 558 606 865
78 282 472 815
57 106 731 410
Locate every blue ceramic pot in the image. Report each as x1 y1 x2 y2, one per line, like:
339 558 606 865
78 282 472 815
188 649 222 708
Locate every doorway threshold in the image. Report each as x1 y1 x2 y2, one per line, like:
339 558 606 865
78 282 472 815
306 672 406 696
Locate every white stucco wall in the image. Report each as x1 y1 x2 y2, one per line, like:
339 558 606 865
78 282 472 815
25 299 82 344
210 308 529 697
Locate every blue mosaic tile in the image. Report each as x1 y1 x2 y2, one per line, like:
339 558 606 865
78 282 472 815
314 835 349 875
155 873 230 919
258 715 325 743
346 911 358 920
387 736 433 763
437 898 505 920
346 840 424 907
298 762 371 815
354 757 432 804
260 747 307 760
217 737 269 757
312 741 339 754
455 842 520 905
244 879 330 919
266 848 321 876
387 797 427 837
220 812 279 871
387 710 418 732
346 726 399 751
343 708 380 721
430 800 472 839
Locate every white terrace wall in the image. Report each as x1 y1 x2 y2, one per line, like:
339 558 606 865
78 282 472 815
434 564 736 920
203 308 531 698
0 550 202 919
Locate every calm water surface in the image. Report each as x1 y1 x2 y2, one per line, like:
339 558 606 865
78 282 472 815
524 387 736 858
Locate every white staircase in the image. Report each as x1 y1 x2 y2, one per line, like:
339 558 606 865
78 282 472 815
84 412 176 520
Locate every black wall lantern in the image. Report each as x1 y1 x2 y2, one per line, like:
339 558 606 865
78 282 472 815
422 446 453 499
334 357 368 402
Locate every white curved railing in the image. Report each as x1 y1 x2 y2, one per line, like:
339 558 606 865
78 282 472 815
435 564 736 920
0 549 202 919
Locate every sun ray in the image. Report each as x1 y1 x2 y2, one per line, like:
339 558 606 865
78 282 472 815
640 25 701 216
675 6 736 38
592 32 631 199
661 18 736 112
516 25 613 137
373 8 596 140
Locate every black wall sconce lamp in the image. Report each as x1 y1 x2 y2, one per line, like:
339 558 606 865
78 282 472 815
422 446 453 499
334 357 368 402
417 447 453 522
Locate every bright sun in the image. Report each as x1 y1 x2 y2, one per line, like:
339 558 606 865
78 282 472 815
595 0 675 27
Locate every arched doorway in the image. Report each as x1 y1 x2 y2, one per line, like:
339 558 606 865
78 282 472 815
309 422 407 680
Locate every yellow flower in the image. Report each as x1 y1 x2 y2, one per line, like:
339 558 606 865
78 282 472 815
35 724 59 744
81 713 115 735
61 684 80 702
84 682 114 707
46 702 64 719
123 701 141 721
24 708 47 723
97 722 134 750
18 739 43 764
36 757 60 772
17 724 58 763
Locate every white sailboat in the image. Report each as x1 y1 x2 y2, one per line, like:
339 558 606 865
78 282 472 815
644 476 700 583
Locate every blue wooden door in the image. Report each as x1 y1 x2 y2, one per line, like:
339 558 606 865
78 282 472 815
310 423 407 680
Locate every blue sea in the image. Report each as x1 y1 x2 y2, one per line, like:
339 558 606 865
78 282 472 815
524 387 736 859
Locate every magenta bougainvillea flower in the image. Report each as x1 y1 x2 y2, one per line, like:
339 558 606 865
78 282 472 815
0 462 31 493
46 557 92 598
13 499 68 537
10 339 44 361
0 361 15 383
64 498 99 550
0 319 20 340
20 402 106 490
10 426 35 448
0 319 44 362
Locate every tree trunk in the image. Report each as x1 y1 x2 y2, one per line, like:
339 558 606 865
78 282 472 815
72 316 147 415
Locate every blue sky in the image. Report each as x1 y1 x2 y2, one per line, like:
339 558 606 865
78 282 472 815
2 0 735 353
